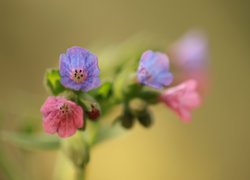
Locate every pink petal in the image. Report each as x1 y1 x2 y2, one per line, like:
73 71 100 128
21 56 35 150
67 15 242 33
72 105 84 128
181 92 201 108
40 96 61 115
178 108 192 122
42 111 60 134
57 118 77 138
161 79 201 122
185 79 197 91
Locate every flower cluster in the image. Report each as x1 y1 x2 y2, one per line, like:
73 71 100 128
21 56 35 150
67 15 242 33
41 31 208 138
41 46 100 137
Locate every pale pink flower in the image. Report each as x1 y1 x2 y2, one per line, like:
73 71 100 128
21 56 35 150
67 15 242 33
40 96 83 138
160 79 201 122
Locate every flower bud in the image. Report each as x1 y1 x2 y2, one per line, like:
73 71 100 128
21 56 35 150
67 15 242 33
121 108 135 129
137 110 153 128
87 104 100 120
62 131 89 168
129 98 146 114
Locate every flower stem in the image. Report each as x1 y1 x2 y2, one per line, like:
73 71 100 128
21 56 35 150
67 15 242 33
76 167 86 180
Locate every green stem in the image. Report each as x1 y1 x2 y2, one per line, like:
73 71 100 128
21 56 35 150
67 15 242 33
76 167 86 180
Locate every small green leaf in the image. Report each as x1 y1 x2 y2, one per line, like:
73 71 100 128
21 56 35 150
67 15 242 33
96 82 112 98
88 82 112 100
45 69 65 95
0 131 60 150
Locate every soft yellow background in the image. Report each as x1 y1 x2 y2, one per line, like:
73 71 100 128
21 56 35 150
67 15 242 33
0 0 249 180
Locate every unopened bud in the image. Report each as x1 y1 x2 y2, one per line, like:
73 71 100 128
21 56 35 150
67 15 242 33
137 110 153 128
129 98 146 114
87 104 100 120
62 131 90 168
121 107 135 129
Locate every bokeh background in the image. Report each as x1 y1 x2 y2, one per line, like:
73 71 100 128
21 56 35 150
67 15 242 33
0 0 250 180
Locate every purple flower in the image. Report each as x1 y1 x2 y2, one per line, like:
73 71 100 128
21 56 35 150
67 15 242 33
59 46 100 92
170 31 208 71
137 50 173 89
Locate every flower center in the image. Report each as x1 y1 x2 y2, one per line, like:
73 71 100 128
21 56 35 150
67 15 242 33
71 68 87 83
139 68 152 81
59 103 70 114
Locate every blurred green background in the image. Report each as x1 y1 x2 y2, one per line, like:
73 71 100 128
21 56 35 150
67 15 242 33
0 0 249 180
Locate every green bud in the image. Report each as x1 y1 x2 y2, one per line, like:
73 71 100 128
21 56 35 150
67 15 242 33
129 98 146 115
61 131 90 168
120 105 135 129
137 110 153 128
121 115 134 129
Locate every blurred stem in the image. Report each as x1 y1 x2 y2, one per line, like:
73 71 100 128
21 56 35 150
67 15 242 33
76 168 86 180
0 153 16 180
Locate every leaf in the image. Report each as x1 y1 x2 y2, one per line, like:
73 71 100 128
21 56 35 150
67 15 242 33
96 82 112 99
0 131 60 150
45 69 65 95
88 82 112 100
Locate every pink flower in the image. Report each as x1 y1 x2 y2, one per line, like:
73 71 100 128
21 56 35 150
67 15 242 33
160 79 201 122
40 96 83 138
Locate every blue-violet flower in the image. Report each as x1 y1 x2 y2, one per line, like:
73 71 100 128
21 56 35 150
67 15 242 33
137 50 173 89
60 46 100 92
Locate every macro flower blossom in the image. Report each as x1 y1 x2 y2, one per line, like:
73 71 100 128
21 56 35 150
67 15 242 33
169 31 210 94
170 31 208 71
60 46 100 92
40 96 83 138
137 50 173 89
160 79 201 122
